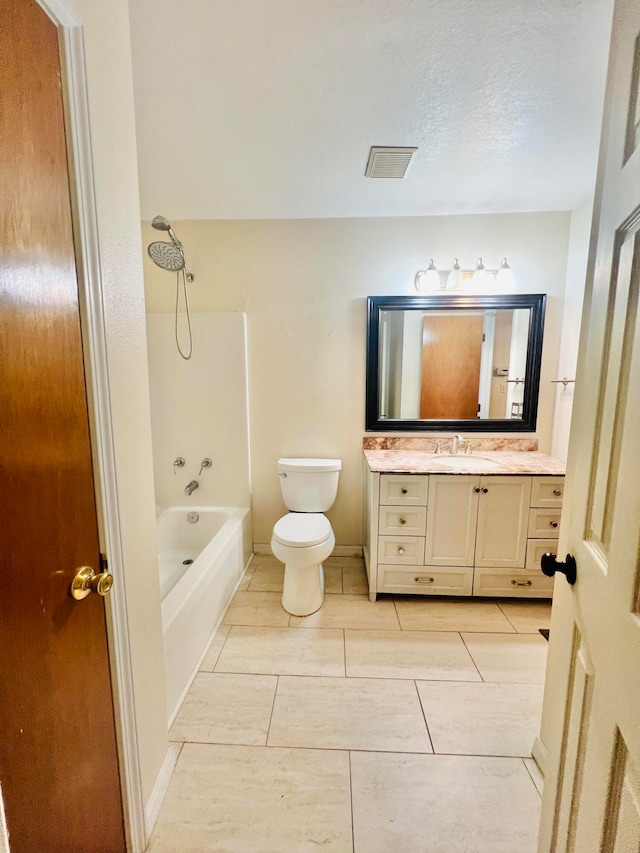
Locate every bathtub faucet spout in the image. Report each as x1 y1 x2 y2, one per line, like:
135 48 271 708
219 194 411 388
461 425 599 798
185 480 199 496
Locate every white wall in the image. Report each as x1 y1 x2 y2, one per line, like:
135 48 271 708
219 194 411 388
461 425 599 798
146 313 251 509
62 0 168 824
551 200 594 460
142 212 571 546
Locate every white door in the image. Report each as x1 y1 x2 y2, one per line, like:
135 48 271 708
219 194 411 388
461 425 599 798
537 2 640 850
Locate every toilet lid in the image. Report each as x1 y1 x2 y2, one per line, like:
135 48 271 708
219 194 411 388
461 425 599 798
272 513 332 547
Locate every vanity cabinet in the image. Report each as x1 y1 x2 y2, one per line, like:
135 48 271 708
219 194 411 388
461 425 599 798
363 467 563 600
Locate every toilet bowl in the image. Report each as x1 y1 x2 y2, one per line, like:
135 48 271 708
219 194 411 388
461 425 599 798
271 513 335 616
271 458 341 616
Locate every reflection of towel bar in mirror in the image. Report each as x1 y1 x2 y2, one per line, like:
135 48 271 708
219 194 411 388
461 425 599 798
551 378 576 387
506 378 525 385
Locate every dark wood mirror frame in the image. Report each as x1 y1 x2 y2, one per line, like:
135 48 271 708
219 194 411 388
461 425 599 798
366 293 546 432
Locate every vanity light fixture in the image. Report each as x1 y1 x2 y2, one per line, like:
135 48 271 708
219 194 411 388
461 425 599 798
495 257 515 292
472 258 489 289
414 258 516 294
446 258 464 291
414 258 442 292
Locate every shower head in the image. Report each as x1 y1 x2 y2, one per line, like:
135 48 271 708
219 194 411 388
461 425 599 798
148 240 186 272
148 214 195 280
151 215 171 231
151 214 183 249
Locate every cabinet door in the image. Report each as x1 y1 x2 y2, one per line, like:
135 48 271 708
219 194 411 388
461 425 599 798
424 475 479 567
475 476 531 568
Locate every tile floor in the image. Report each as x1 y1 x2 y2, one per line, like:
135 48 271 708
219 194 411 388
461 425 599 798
149 555 551 852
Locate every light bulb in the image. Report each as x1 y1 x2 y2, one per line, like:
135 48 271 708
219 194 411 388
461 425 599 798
415 259 442 292
472 258 489 290
446 258 464 290
496 257 515 292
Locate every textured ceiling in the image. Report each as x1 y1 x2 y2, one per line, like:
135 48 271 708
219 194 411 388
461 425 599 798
129 0 613 220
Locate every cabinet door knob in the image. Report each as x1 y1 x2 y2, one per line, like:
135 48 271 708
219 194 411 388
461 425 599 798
474 487 481 493
550 521 558 528
541 553 577 585
553 489 562 496
397 547 405 555
482 487 488 493
401 488 408 495
399 518 406 525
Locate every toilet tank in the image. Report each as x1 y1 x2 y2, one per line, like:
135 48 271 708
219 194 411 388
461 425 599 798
277 458 341 512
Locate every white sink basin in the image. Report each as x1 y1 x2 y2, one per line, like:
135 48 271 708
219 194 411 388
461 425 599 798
437 455 499 470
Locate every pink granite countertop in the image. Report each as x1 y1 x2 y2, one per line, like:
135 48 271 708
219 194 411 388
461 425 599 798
364 449 566 476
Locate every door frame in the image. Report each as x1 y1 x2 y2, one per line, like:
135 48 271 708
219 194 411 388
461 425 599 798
32 1 146 849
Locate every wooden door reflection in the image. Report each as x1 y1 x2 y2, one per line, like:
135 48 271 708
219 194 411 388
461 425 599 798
420 314 483 419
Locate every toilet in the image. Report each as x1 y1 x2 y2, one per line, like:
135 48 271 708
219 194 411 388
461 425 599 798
271 458 342 616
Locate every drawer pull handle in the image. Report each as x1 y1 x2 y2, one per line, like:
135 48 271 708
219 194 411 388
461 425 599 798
550 521 558 528
511 579 533 587
399 518 407 525
553 489 562 497
398 547 405 555
482 487 489 493
474 487 481 493
401 488 408 495
414 576 435 584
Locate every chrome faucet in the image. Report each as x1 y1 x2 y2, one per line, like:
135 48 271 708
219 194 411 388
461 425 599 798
450 434 465 455
184 480 199 496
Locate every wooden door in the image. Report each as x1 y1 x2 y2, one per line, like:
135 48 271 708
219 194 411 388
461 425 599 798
0 2 126 851
420 313 483 418
424 475 479 567
537 2 640 849
474 476 531 568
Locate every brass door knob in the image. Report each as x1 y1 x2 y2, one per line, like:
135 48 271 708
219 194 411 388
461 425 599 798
71 565 114 600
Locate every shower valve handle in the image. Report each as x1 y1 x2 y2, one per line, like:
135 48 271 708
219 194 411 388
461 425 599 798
199 458 212 476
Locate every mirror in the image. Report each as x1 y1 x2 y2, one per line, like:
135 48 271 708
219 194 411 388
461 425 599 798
366 293 546 432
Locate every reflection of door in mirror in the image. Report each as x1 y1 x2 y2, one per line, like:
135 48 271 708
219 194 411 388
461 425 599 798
489 311 513 417
420 314 483 418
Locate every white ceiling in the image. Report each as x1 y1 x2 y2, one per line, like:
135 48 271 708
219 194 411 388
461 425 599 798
129 0 613 220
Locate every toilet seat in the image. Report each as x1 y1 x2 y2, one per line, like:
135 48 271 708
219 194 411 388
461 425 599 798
272 512 331 548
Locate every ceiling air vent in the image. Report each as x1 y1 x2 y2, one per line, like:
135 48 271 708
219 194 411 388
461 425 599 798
365 146 418 178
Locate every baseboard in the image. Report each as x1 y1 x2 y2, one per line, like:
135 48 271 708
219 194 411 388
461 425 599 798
531 736 547 776
144 744 180 842
253 543 363 557
332 545 363 557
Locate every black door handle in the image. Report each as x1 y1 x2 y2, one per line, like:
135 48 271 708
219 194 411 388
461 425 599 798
541 553 577 585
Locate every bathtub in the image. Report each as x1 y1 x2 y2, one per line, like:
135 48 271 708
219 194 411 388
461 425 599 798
157 505 252 723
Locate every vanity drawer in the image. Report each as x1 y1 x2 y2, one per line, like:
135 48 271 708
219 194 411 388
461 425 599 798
528 508 562 539
378 505 427 536
377 535 425 565
531 477 565 507
378 565 473 596
526 538 559 570
380 475 428 506
473 568 554 598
